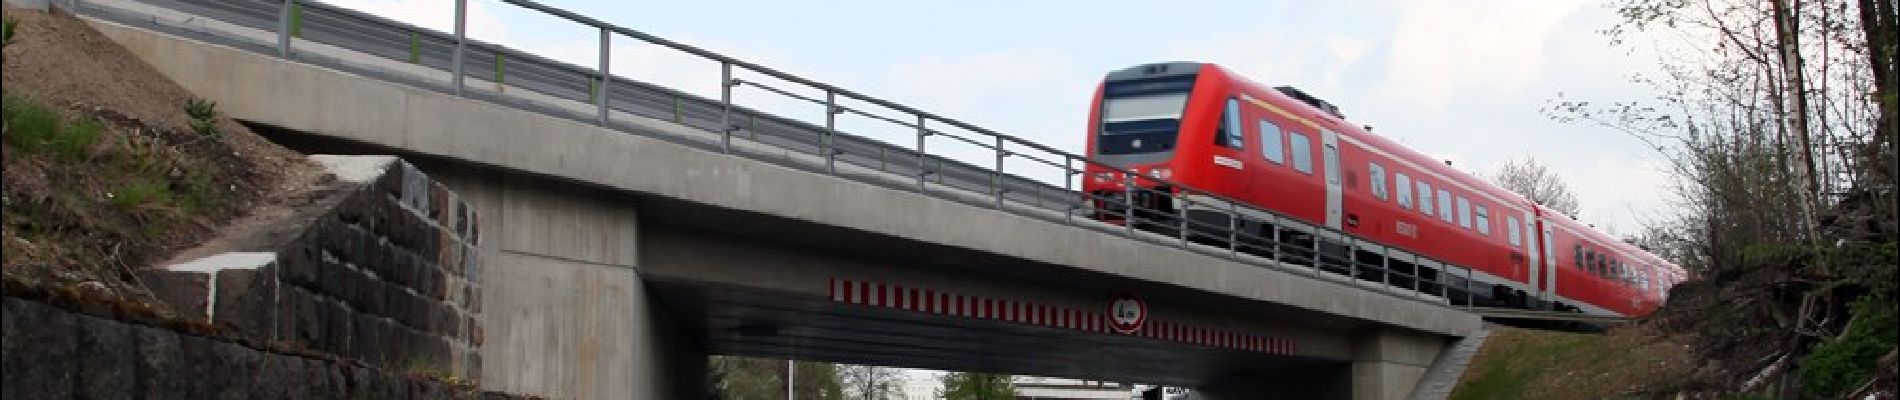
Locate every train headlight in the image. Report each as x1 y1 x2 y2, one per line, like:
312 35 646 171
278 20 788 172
1149 168 1172 180
1092 172 1117 183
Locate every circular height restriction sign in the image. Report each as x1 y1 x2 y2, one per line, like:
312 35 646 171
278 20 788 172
1108 293 1147 334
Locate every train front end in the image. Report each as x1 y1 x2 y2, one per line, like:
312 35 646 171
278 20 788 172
1082 62 1210 225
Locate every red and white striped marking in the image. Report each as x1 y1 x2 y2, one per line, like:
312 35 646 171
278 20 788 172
828 278 1297 355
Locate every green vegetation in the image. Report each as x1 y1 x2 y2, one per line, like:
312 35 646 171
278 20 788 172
288 2 303 38
938 372 1013 400
3 94 102 160
407 31 420 64
1800 294 1899 398
708 356 844 400
3 17 17 47
1449 327 1697 400
184 98 220 138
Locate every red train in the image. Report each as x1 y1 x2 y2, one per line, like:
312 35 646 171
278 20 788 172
1081 62 1685 317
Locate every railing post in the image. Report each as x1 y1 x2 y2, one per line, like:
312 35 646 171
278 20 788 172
1227 202 1239 258
1176 193 1189 245
994 136 1005 210
720 62 733 153
1381 246 1393 291
916 116 928 192
1466 266 1476 306
1063 158 1075 225
1122 174 1136 237
277 0 295 58
597 27 611 126
824 91 838 174
1268 215 1284 265
1439 264 1450 299
1311 232 1323 276
452 0 467 96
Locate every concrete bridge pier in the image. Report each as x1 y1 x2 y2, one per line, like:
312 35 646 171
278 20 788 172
425 168 708 399
1195 328 1443 400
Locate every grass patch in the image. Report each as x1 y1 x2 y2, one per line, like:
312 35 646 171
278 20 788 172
4 94 102 160
1450 327 1696 400
1452 331 1602 400
109 179 172 211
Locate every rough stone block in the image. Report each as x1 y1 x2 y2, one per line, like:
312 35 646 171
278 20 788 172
468 316 483 347
349 314 378 366
133 324 191 399
249 349 298 399
319 297 354 356
74 313 136 400
410 292 436 329
213 264 278 341
136 269 213 321
208 338 263 400
280 244 321 288
3 299 77 400
466 283 482 314
416 264 442 300
429 181 451 223
283 286 320 344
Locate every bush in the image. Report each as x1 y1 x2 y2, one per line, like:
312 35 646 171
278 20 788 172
1800 294 1899 398
184 98 220 138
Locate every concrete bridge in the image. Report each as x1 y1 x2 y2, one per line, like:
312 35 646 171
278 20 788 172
74 1 1482 398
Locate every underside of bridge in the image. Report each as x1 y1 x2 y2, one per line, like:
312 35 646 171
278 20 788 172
653 280 1342 388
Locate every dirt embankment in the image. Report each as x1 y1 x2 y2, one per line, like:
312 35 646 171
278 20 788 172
1 5 321 313
1450 325 1701 400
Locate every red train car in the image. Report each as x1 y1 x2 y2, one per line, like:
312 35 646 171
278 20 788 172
1081 62 1684 317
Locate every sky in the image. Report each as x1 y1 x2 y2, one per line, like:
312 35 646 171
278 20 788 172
319 0 1676 234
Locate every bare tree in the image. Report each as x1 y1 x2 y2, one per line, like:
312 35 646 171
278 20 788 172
838 365 905 400
1491 156 1581 218
1548 0 1897 397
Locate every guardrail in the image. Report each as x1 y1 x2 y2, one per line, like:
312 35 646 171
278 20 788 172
79 0 1513 311
1466 307 1628 325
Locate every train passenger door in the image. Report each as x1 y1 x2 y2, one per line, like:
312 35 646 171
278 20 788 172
1540 221 1559 301
1321 130 1342 229
1523 210 1545 302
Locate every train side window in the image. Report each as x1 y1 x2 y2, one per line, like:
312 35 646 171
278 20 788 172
1574 245 1584 270
1369 163 1388 200
1456 197 1473 229
1437 189 1455 224
1395 173 1414 209
1259 120 1285 164
1476 205 1492 235
1216 99 1244 149
1289 133 1313 174
1506 216 1521 245
1417 181 1434 216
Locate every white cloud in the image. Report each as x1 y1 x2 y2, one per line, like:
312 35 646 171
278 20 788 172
1562 155 1671 233
1379 0 1588 112
1327 36 1368 66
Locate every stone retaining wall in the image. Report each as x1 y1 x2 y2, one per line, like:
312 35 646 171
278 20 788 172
139 155 484 379
0 297 531 400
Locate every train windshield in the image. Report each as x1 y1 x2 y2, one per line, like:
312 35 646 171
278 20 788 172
1098 93 1188 156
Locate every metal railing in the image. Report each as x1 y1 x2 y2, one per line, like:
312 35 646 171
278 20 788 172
82 0 1506 310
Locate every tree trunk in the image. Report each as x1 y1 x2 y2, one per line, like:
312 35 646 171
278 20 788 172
1861 0 1899 210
